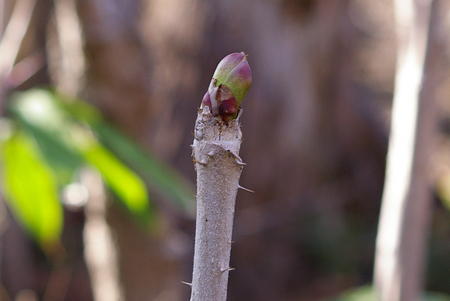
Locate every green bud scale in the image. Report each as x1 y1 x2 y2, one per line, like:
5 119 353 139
202 52 252 122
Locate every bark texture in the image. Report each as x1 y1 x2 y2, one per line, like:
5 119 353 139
190 107 244 301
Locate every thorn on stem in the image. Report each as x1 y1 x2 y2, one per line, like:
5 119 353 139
193 158 207 166
235 159 246 166
220 267 235 274
238 185 254 193
181 281 192 287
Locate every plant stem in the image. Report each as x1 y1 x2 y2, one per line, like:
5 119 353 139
190 107 244 301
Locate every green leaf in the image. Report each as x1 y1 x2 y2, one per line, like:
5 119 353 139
1 131 63 247
54 92 103 125
330 285 450 301
20 122 83 185
52 91 195 216
92 122 195 217
9 88 195 218
9 89 70 132
331 285 374 301
80 141 151 219
8 89 83 185
9 89 151 220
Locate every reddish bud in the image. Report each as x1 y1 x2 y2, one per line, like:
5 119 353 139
201 52 252 121
201 91 212 111
219 97 239 122
213 53 246 86
221 57 252 103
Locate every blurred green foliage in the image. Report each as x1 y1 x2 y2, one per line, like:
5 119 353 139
331 285 450 301
1 88 195 249
2 131 63 248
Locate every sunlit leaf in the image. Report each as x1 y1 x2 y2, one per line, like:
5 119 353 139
9 88 195 219
80 140 150 218
9 89 152 220
10 89 70 131
21 123 83 185
92 123 195 217
9 89 83 184
55 92 195 216
1 131 63 247
55 93 103 125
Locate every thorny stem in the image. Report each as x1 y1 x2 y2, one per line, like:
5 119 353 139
190 107 244 301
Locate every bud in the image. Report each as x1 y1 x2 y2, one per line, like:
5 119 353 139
201 52 252 122
217 85 239 122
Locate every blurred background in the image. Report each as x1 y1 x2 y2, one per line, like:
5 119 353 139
1 0 450 300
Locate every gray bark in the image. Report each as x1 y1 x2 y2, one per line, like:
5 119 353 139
190 107 244 301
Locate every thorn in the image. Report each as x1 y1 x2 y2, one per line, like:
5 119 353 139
220 267 235 274
193 159 207 166
234 157 246 166
181 281 192 287
238 185 254 193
